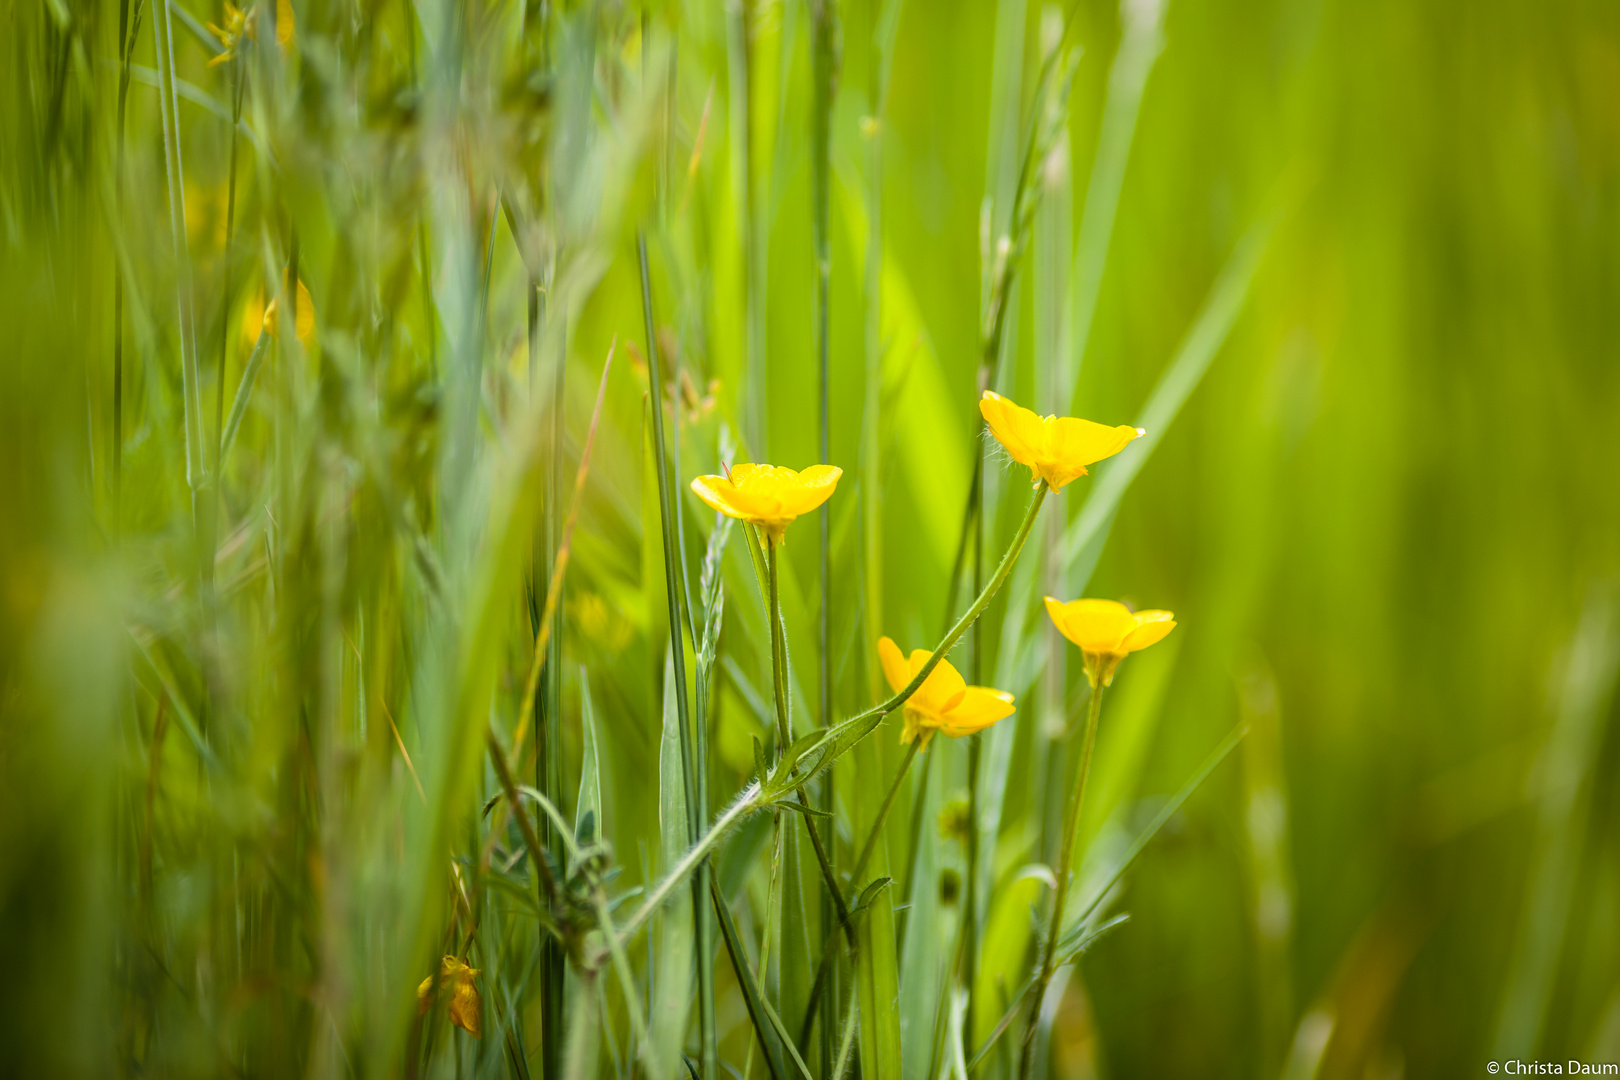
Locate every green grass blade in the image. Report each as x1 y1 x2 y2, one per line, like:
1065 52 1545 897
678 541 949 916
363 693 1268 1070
1058 199 1285 577
1059 723 1248 952
1492 590 1620 1056
561 972 602 1080
1065 0 1165 388
654 648 696 1078
853 737 902 1080
711 873 789 1080
576 668 601 843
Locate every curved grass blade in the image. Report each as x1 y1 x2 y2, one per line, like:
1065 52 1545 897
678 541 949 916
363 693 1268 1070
1058 723 1248 953
710 873 788 1080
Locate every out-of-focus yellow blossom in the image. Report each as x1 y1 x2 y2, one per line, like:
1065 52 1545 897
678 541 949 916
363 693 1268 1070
1043 598 1175 687
878 636 1015 750
208 0 293 66
184 181 229 246
417 956 481 1038
979 390 1142 491
571 592 633 652
275 0 295 46
208 3 254 66
242 276 314 345
690 463 841 544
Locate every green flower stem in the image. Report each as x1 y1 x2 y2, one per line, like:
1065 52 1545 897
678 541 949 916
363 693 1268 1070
767 538 792 746
893 741 937 948
850 739 920 889
796 736 920 1048
1017 679 1106 1080
612 780 762 948
218 329 270 469
770 535 857 946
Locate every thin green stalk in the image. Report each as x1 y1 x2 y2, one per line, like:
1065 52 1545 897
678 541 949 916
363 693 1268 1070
712 871 788 1080
965 498 984 1045
695 527 721 1080
767 540 791 746
639 234 698 817
113 0 140 536
638 228 713 1075
797 737 918 1046
613 781 762 947
485 729 561 910
535 250 565 1080
849 739 919 889
215 55 243 479
892 740 934 947
811 1 837 1069
832 986 860 1080
152 0 208 553
1016 682 1105 1080
218 329 269 468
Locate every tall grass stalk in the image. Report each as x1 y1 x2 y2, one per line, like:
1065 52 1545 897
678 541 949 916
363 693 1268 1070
213 55 243 480
810 2 839 1070
1065 0 1164 396
1018 682 1105 1080
151 0 207 551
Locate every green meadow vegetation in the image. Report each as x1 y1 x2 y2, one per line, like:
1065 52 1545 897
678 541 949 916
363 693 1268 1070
4 0 1620 1077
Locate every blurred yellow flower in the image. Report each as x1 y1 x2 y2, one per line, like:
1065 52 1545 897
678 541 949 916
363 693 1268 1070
207 3 254 66
571 592 632 652
878 636 1015 750
208 0 293 66
1043 598 1175 687
242 276 314 345
979 390 1142 491
690 463 841 544
275 0 295 47
416 956 482 1038
183 180 229 246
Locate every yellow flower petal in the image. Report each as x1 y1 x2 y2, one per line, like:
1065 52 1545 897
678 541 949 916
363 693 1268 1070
276 0 295 46
981 391 1139 491
1048 416 1141 469
1119 611 1176 653
417 956 481 1037
979 391 1046 470
877 637 1016 748
778 463 843 516
1044 597 1135 655
689 462 841 543
1046 597 1177 686
938 687 1016 737
908 648 966 715
878 636 911 696
691 474 745 518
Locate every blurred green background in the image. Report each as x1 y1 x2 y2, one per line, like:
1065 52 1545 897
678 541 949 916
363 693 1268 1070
3 0 1619 1077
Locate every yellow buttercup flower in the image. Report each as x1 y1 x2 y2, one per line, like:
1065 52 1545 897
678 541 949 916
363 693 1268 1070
690 463 842 544
1044 598 1175 688
979 390 1142 491
417 956 482 1038
878 636 1015 750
